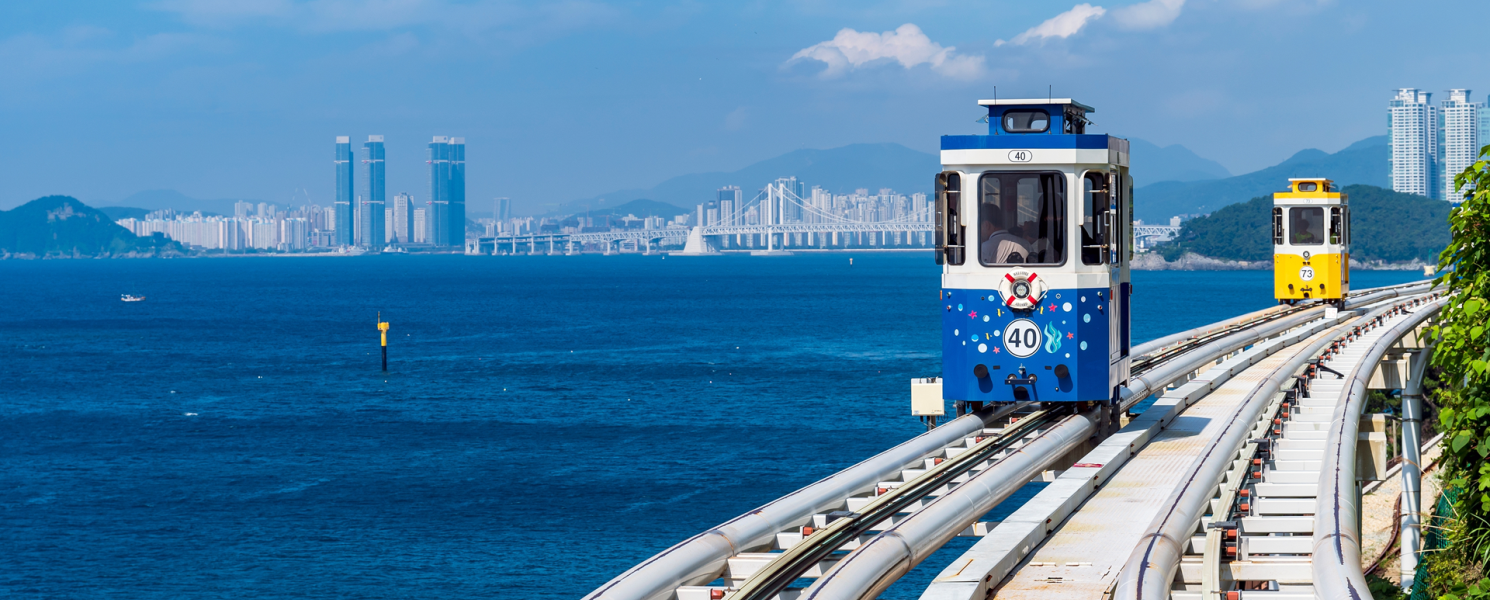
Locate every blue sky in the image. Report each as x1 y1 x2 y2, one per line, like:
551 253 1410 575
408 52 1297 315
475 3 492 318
1 0 1487 214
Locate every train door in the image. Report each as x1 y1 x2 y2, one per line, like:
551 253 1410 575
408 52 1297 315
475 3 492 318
1120 173 1132 358
1107 172 1125 367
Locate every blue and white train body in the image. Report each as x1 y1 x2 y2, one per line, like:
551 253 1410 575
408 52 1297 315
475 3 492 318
935 98 1132 407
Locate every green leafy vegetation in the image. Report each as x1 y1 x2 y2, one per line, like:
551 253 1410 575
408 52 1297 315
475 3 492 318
1153 184 1450 264
1420 145 1490 597
0 195 183 258
1367 572 1406 600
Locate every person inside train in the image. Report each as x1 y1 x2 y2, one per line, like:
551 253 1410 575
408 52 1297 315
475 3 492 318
980 211 1029 264
1291 207 1322 245
1020 219 1052 262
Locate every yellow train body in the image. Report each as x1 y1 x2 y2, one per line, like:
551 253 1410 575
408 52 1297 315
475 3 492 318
1274 251 1348 301
1273 178 1349 304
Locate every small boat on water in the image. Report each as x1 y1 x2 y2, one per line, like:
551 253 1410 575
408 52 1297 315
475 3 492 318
121 294 146 302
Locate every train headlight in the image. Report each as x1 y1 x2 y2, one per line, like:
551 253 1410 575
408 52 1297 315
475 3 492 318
1000 269 1048 310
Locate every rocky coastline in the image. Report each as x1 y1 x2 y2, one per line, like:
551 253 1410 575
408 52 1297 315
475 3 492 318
1132 251 1434 272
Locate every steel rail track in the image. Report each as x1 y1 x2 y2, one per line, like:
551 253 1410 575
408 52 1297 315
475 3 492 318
1130 281 1430 377
725 408 1066 600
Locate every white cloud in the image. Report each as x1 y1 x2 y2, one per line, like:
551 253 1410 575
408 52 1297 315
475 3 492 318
1110 0 1186 30
788 24 983 80
998 4 1106 46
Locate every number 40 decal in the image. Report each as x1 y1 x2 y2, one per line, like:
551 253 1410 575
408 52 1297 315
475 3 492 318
1002 319 1042 358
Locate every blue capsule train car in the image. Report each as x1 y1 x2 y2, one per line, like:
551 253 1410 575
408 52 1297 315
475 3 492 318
935 98 1131 407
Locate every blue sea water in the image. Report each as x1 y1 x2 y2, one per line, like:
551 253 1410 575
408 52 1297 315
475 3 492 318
0 255 1425 599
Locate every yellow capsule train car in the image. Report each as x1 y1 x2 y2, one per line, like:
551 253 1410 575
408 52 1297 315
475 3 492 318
1273 178 1349 306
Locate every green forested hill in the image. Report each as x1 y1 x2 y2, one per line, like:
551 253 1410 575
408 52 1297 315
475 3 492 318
1158 184 1450 263
0 196 182 257
1135 136 1389 222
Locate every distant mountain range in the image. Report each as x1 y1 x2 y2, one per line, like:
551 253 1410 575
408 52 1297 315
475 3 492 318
97 189 253 216
562 138 1238 218
1127 139 1232 183
0 196 183 258
1135 136 1389 222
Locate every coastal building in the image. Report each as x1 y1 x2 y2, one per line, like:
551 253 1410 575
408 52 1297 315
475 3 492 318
392 193 413 243
1440 89 1487 199
413 207 428 243
280 218 309 251
334 136 354 245
496 197 511 221
359 135 386 248
428 136 466 246
1390 89 1438 199
718 186 741 226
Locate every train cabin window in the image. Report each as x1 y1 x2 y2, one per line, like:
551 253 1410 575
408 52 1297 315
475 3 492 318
1328 207 1342 245
1272 207 1284 244
1297 181 1319 192
1003 110 1049 133
1081 172 1108 264
1290 207 1324 245
935 172 964 265
977 172 1066 266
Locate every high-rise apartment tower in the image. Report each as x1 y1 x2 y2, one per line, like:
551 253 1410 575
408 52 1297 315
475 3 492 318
427 136 466 246
1440 90 1487 200
392 193 413 243
334 136 354 245
717 186 741 226
359 135 386 247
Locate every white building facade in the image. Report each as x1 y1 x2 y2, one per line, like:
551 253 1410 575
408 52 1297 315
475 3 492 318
1440 89 1488 200
1390 88 1437 198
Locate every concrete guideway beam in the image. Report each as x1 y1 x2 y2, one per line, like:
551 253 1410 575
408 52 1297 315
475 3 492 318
1120 308 1332 411
798 410 1101 600
582 403 1027 600
1129 281 1428 360
916 309 1357 600
1313 298 1445 600
1108 313 1376 600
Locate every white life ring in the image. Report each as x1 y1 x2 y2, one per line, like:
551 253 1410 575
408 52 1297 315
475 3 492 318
1001 270 1047 310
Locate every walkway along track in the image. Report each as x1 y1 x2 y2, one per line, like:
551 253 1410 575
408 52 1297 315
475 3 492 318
583 282 1433 600
1106 293 1442 600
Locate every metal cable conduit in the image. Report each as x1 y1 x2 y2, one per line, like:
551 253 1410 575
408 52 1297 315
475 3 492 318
1313 297 1445 600
1107 310 1374 600
1109 294 1435 600
582 402 1027 600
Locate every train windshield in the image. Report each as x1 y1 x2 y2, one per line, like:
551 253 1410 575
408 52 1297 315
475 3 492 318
977 172 1066 265
1290 207 1324 245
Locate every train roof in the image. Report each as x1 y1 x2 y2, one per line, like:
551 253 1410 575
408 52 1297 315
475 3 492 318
1275 178 1344 202
977 98 1095 112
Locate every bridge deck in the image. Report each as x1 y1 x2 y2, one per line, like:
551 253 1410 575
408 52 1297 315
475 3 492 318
983 324 1332 599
